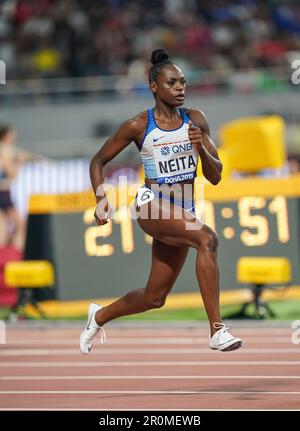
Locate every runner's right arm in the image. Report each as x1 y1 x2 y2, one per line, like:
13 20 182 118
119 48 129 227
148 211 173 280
90 115 146 225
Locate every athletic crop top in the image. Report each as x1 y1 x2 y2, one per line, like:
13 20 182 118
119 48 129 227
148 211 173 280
139 108 199 184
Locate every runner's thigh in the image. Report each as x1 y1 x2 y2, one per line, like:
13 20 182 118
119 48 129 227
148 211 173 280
137 198 210 248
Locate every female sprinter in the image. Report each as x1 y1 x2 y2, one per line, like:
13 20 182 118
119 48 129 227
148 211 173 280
80 49 242 354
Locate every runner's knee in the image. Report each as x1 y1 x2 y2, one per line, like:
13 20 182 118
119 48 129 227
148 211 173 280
195 229 218 252
144 292 167 309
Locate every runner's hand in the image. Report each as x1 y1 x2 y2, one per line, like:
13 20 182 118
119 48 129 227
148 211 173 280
94 196 112 225
188 121 203 151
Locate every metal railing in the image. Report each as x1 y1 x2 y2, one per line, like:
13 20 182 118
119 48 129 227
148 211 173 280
0 65 297 104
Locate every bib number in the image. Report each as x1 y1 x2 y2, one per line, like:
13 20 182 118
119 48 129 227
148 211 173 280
136 187 155 207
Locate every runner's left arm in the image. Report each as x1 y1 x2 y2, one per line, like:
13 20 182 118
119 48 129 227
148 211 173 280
188 109 222 185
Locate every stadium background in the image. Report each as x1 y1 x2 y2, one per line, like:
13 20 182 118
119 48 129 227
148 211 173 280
0 0 300 319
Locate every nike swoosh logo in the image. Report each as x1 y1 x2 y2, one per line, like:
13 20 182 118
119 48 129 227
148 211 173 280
86 313 93 330
217 338 235 346
153 136 165 142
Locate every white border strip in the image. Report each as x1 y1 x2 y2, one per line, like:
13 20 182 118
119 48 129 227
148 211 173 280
1 375 299 380
0 361 299 367
1 348 299 355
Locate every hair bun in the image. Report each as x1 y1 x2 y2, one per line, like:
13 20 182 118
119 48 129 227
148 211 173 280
151 49 169 65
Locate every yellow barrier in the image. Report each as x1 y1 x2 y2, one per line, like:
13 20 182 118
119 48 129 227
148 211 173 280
237 257 291 285
4 260 55 288
233 256 292 318
220 116 286 173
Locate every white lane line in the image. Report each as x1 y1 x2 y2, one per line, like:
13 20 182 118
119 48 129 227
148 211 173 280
0 390 299 395
1 348 299 356
7 336 292 345
0 361 299 367
5 337 292 345
1 375 299 380
6 328 292 333
5 333 292 339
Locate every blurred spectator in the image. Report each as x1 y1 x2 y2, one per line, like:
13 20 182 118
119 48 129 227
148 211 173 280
0 0 299 80
0 124 32 250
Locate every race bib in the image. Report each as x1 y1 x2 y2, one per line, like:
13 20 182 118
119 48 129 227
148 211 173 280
153 143 197 182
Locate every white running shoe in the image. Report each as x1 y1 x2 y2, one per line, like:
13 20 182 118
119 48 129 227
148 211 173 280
209 322 242 352
80 303 106 354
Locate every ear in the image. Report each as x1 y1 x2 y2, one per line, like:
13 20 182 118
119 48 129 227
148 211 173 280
150 81 157 94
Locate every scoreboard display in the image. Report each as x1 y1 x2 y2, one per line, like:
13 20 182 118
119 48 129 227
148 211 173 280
25 175 300 301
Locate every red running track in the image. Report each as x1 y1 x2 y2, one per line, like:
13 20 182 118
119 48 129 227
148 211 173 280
0 323 299 410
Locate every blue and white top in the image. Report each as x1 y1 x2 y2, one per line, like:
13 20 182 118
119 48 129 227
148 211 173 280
139 108 199 184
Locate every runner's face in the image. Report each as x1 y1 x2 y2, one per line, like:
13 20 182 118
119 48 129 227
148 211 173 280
151 65 186 106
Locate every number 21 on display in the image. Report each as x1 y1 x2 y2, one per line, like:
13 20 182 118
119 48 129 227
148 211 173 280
83 195 290 256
